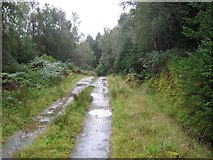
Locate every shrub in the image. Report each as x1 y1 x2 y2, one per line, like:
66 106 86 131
29 55 70 84
169 44 213 144
2 55 73 90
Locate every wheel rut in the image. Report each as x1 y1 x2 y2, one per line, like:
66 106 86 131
2 77 94 158
71 77 112 158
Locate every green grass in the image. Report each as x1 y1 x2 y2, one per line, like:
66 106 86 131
14 86 93 158
108 75 212 158
2 73 85 143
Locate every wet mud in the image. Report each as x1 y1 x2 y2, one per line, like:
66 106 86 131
71 77 112 158
2 77 93 158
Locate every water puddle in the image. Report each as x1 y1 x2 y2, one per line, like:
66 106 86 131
72 77 93 96
89 109 112 117
2 77 94 158
38 117 51 123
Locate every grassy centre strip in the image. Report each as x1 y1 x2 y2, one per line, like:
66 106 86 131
108 76 212 158
14 86 93 158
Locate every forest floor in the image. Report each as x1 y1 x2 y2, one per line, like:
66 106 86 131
2 75 212 158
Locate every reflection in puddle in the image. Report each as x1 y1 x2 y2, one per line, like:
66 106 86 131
38 117 51 123
89 109 112 117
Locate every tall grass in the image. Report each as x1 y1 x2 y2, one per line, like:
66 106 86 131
108 76 212 158
14 86 93 158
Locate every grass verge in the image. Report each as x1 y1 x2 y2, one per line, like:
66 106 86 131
2 73 85 143
108 75 212 158
14 86 93 158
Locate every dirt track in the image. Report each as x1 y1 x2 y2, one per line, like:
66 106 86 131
71 77 112 158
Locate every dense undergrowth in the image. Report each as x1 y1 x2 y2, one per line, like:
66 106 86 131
120 46 213 149
108 76 212 158
14 86 93 158
1 55 90 143
146 50 213 147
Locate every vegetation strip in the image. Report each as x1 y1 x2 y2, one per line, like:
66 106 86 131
2 77 93 158
108 76 212 158
2 73 85 143
14 86 93 158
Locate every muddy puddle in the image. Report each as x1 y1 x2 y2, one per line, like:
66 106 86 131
71 77 112 158
2 77 93 158
89 109 112 117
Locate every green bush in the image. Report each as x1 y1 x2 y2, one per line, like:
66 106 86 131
169 42 213 144
2 63 27 73
28 55 70 84
2 55 73 90
144 41 213 146
95 63 104 76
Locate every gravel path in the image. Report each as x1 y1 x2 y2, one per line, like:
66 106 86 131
71 77 112 158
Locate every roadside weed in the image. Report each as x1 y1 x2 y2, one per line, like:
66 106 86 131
14 86 93 158
2 74 85 143
108 75 212 158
